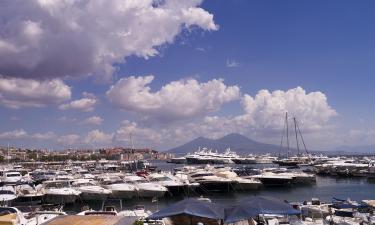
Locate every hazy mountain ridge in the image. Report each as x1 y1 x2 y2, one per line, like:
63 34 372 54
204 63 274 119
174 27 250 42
167 133 294 155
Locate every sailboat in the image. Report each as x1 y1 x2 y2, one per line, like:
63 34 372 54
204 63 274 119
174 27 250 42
273 112 311 166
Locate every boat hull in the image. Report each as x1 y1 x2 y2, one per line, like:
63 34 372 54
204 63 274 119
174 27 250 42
43 194 79 204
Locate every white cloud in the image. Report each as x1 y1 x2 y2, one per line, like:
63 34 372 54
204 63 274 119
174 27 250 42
82 116 103 126
0 129 56 140
0 0 217 81
236 87 337 131
226 59 240 68
59 92 97 112
83 130 113 145
0 129 28 139
107 75 240 122
58 116 77 123
115 120 164 147
112 86 337 150
0 77 71 109
57 134 80 146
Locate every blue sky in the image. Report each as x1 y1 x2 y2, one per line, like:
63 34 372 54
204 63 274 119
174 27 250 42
0 0 374 150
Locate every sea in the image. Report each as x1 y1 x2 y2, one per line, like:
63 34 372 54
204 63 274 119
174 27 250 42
64 160 375 213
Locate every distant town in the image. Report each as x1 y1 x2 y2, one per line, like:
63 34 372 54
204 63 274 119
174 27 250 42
0 146 173 163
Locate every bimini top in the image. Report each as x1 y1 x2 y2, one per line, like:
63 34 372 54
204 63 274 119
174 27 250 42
148 198 224 220
225 195 301 223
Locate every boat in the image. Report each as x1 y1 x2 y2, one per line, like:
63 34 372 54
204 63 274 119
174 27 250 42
0 186 17 204
72 179 112 201
147 172 186 194
2 171 24 185
124 175 168 198
187 169 235 192
212 166 262 190
14 184 44 205
42 180 81 204
100 177 137 199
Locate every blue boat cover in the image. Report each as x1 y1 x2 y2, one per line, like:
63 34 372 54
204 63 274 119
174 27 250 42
148 198 225 220
225 196 301 223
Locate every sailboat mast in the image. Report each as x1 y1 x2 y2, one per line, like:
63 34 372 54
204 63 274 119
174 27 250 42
293 117 300 156
285 112 290 158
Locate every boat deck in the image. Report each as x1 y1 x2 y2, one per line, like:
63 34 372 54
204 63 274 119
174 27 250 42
42 215 139 225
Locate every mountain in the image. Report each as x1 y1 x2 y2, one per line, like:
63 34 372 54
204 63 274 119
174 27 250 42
167 133 295 155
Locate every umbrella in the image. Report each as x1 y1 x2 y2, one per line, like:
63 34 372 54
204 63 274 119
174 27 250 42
148 198 225 220
225 196 301 223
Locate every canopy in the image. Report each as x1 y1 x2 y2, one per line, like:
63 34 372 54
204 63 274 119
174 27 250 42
225 196 301 223
148 198 225 220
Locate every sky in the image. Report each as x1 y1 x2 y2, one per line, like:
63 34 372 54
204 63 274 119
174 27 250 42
0 0 375 151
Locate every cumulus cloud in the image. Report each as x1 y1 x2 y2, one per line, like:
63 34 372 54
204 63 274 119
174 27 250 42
59 92 97 112
0 129 56 140
0 77 71 109
115 120 164 147
0 0 217 81
112 86 337 149
83 130 113 145
226 59 240 68
57 134 80 146
58 116 77 123
236 87 337 131
107 75 240 122
82 116 103 126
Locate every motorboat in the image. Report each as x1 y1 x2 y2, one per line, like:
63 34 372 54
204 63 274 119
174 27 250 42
124 175 167 198
100 177 137 199
0 186 17 204
213 167 262 190
15 184 44 205
247 172 293 187
42 180 81 204
72 179 112 201
2 171 23 185
187 169 235 192
147 172 186 194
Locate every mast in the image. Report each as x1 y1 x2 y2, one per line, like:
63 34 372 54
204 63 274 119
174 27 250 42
293 117 300 156
286 112 290 158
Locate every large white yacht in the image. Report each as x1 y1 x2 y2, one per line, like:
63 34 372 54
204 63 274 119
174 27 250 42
213 167 262 190
124 175 167 198
2 171 23 185
100 177 137 199
147 172 185 194
42 180 81 204
72 179 112 201
187 169 235 192
0 186 17 203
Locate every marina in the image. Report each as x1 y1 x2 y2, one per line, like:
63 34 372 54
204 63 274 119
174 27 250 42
1 153 375 224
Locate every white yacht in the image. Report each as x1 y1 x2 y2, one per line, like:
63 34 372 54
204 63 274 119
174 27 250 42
42 180 81 204
213 167 262 190
188 169 235 192
2 171 23 185
72 179 112 201
0 186 17 203
100 177 137 199
247 172 293 187
15 184 44 204
124 175 167 198
147 172 185 194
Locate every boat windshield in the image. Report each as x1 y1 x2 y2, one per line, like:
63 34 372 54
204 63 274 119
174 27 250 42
0 190 15 195
191 173 214 178
6 173 21 177
151 176 172 182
